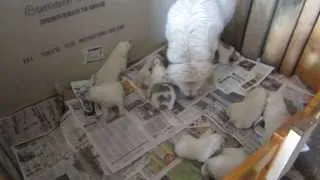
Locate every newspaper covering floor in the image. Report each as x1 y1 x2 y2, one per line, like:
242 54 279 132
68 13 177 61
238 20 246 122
0 46 314 180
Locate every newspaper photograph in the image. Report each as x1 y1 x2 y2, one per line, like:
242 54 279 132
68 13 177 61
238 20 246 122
260 73 285 92
140 140 181 180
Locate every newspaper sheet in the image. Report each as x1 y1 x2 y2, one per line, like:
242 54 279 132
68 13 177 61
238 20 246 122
215 58 274 95
0 96 63 179
0 97 63 146
12 126 103 180
11 109 114 180
12 128 73 179
60 111 111 176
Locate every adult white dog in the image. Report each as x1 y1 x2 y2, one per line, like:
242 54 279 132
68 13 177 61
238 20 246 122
165 0 237 97
166 0 237 64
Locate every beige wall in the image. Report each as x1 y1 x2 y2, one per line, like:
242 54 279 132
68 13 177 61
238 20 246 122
0 0 175 116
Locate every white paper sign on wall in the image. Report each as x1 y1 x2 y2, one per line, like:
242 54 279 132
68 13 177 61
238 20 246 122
82 46 105 64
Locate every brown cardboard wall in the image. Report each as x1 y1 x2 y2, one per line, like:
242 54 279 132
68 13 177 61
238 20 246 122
0 0 175 116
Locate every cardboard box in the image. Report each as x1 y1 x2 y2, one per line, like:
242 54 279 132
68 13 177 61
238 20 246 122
0 0 174 116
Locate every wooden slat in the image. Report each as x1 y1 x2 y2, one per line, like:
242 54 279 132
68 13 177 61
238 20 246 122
241 0 278 59
280 0 320 76
262 0 305 68
296 17 320 91
221 0 252 51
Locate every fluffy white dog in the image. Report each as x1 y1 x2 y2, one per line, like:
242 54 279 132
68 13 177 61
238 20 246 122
227 87 267 129
89 41 132 115
94 41 132 85
175 133 224 162
88 82 125 115
202 148 247 179
166 0 237 64
165 0 237 97
166 62 214 98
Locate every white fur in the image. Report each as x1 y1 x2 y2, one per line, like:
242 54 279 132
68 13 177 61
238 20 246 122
88 82 124 114
165 0 236 97
136 55 166 89
204 148 247 179
166 62 214 97
227 87 267 129
174 133 223 162
263 92 289 142
166 0 237 64
95 41 132 85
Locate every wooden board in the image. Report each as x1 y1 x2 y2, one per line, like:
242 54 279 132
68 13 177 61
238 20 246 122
221 0 252 51
280 0 320 76
296 17 320 91
262 0 305 68
241 0 278 59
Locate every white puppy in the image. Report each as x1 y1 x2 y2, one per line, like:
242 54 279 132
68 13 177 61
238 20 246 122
94 41 132 85
227 87 267 129
166 62 214 98
174 133 223 162
88 81 125 115
136 55 166 88
89 41 131 115
202 148 247 179
149 57 167 90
